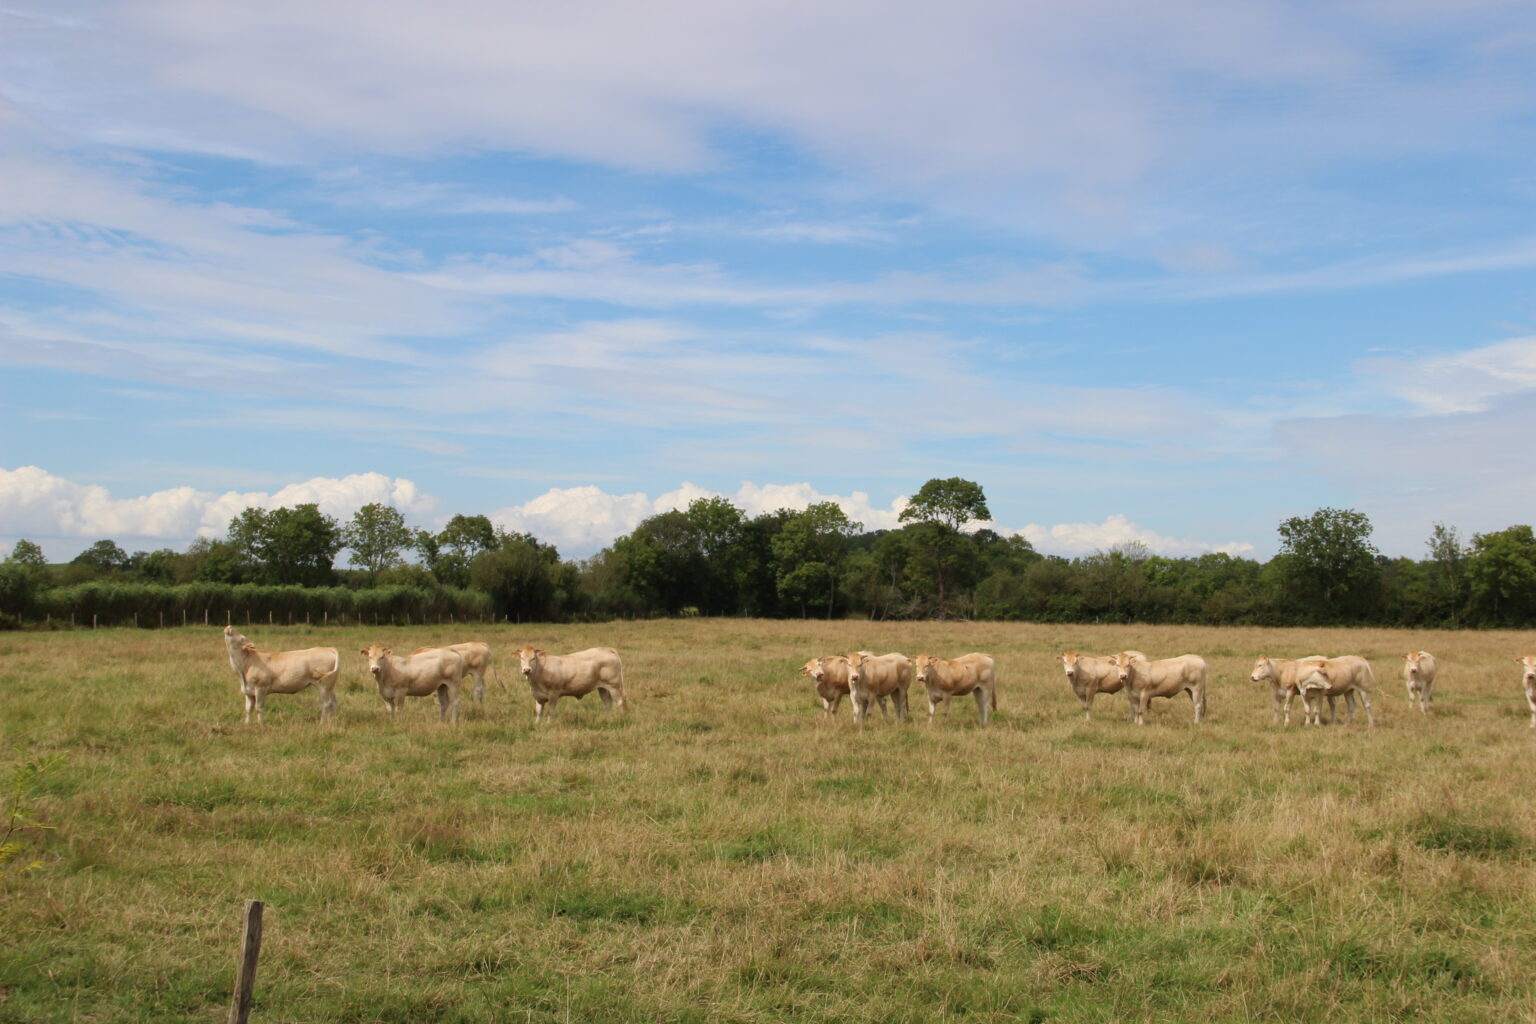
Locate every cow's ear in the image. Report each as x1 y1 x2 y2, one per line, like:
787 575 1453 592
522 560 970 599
535 648 546 657
383 648 392 657
241 642 255 652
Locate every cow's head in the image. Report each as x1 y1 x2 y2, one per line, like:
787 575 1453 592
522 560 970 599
223 625 248 650
914 654 935 685
360 644 391 680
1519 656 1536 683
847 651 868 687
1057 651 1080 683
517 646 545 677
1250 656 1274 683
1114 652 1138 685
800 658 825 680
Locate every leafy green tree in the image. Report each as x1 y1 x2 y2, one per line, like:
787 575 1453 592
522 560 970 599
127 548 177 584
684 497 748 615
1274 507 1380 623
898 478 992 619
470 530 562 621
5 540 46 568
772 502 861 618
342 503 414 584
1426 522 1468 626
418 514 496 587
228 504 341 586
1467 525 1536 625
71 539 128 576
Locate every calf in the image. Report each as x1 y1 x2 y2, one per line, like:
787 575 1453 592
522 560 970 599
412 641 502 704
1518 656 1536 728
223 627 340 724
1250 654 1348 726
1402 651 1437 714
1115 653 1207 725
914 653 997 725
846 651 911 724
1295 656 1375 727
516 646 626 723
360 643 467 723
1057 650 1145 721
799 654 886 718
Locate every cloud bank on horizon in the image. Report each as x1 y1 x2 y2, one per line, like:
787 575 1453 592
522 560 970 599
2 1 1534 562
0 466 1253 563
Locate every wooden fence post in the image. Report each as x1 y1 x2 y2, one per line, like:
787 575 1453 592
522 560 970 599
227 899 264 1024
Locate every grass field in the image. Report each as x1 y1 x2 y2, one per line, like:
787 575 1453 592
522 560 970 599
3 619 1536 1023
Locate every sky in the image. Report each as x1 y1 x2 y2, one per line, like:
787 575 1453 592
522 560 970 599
2 0 1535 564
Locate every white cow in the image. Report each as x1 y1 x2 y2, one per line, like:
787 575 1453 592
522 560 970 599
1057 650 1146 721
223 626 340 724
1115 653 1207 725
799 654 886 718
412 641 502 704
846 651 911 724
914 653 997 725
516 646 626 723
1250 654 1350 726
1518 656 1536 728
1402 650 1437 714
1295 655 1375 727
360 643 467 723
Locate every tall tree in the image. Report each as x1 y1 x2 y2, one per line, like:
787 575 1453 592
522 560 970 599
772 502 861 618
343 503 414 584
1426 521 1468 626
228 504 341 586
71 539 129 576
1274 507 1380 622
1467 525 1536 625
470 530 563 621
6 539 46 568
898 477 991 618
418 514 497 587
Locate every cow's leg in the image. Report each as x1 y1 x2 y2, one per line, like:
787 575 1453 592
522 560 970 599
1283 689 1295 726
1324 695 1337 724
1422 682 1432 714
243 689 255 725
319 685 337 723
1357 689 1374 727
534 698 549 723
975 687 991 725
254 688 268 725
1344 691 1358 724
472 671 486 705
1191 685 1205 724
598 687 616 713
877 694 890 720
1136 688 1150 726
1077 685 1092 720
436 685 450 722
927 691 940 723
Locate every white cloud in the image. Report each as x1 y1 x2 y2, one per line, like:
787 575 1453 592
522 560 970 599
1004 514 1255 557
0 466 436 558
1358 335 1536 415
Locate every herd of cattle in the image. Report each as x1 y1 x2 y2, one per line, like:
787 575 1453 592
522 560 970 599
221 626 1536 729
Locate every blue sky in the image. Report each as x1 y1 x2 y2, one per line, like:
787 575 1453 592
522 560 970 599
3 0 1535 563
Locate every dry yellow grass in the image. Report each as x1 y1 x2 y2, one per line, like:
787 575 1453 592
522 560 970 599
2 619 1536 1022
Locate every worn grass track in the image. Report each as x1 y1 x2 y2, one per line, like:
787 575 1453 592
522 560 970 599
3 620 1536 1022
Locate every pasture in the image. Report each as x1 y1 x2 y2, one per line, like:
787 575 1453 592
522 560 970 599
3 620 1536 1022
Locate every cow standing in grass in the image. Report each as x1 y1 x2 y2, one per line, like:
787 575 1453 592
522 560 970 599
223 626 340 724
516 646 626 723
1403 651 1437 714
845 651 911 724
1115 653 1207 725
360 643 467 724
1250 654 1350 726
1057 650 1145 721
914 653 997 725
799 654 886 719
1295 656 1375 727
413 641 502 705
1518 656 1536 727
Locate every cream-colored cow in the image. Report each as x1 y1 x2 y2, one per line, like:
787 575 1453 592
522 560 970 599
1057 650 1146 721
1403 650 1437 714
914 653 997 725
1115 653 1207 725
846 651 911 724
799 654 886 718
223 626 339 724
1250 654 1350 725
360 643 467 723
1517 656 1536 727
516 646 626 723
412 641 502 704
1295 656 1375 727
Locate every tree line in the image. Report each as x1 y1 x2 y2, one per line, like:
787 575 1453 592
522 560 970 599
4 477 1536 629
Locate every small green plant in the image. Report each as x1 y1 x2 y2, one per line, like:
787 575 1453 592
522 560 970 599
0 755 59 878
